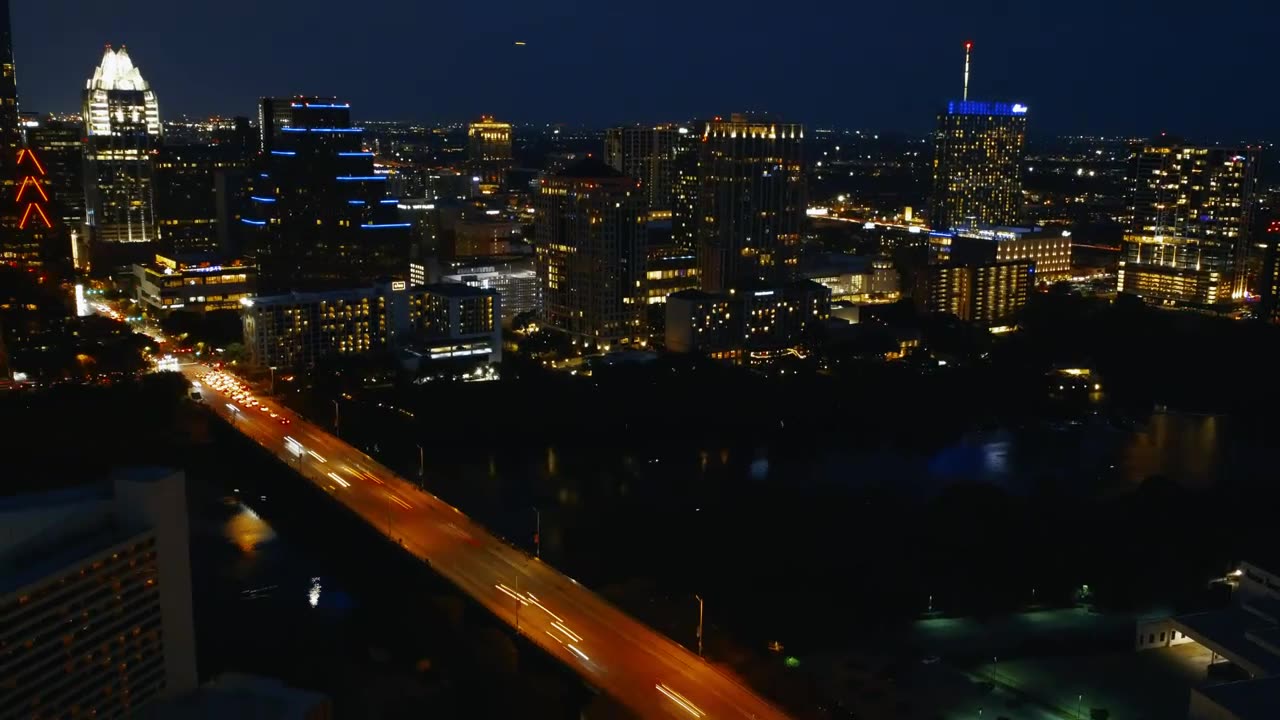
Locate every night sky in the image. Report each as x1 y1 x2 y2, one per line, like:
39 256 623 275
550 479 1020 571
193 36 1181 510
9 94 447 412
11 0 1274 138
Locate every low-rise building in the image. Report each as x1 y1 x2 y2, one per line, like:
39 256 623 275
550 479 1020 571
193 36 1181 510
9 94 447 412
925 259 1034 324
666 280 830 363
1139 561 1280 720
441 258 541 321
241 280 499 370
133 253 256 313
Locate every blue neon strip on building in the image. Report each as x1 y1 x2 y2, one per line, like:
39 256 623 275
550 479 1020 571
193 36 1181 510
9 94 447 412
270 150 296 156
281 127 363 133
249 196 277 203
240 218 267 226
347 200 367 205
336 176 387 181
338 151 374 157
379 199 399 204
360 223 412 229
946 101 1028 116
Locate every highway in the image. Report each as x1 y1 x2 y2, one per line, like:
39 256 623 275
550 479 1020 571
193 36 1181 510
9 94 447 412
184 363 791 720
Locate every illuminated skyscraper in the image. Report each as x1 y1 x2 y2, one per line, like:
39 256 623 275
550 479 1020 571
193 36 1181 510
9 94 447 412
670 125 699 251
81 45 162 264
243 97 409 293
467 115 512 194
26 117 85 229
154 118 253 256
534 157 646 349
1 148 51 267
1117 139 1256 306
696 114 806 292
929 100 1028 231
0 0 22 248
605 125 683 212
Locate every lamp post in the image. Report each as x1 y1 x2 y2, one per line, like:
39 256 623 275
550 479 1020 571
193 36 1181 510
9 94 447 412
533 506 541 558
268 366 277 395
417 444 424 479
696 594 706 655
1077 694 1083 720
332 399 340 435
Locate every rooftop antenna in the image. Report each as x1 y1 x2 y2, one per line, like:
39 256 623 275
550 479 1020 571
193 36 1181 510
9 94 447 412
963 41 973 101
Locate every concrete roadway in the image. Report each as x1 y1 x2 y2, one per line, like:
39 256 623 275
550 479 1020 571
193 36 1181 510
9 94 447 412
184 362 790 720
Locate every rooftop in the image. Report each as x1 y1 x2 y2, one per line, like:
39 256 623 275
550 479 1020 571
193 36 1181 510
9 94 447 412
87 45 150 92
555 155 626 179
1194 676 1280 720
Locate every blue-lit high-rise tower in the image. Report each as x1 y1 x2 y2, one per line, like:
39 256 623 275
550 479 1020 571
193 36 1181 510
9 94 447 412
243 97 409 293
929 43 1028 232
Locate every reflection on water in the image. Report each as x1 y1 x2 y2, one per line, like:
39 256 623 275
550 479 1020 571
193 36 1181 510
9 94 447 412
308 577 322 608
1120 412 1222 491
224 502 276 554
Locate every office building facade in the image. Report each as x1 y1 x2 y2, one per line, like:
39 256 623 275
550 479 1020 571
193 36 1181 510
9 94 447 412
535 157 646 349
467 116 512 194
929 101 1028 231
241 281 500 369
26 117 86 230
154 122 253 257
133 253 255 313
243 97 409 293
1118 140 1256 306
697 115 806 291
81 46 162 256
3 148 51 268
0 468 198 719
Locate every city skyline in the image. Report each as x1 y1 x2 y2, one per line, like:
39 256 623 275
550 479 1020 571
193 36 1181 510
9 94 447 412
9 0 1277 139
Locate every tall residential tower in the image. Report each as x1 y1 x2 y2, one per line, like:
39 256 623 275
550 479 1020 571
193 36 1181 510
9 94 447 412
1118 139 1256 305
467 115 512 194
534 157 646 349
929 44 1027 231
696 114 806 291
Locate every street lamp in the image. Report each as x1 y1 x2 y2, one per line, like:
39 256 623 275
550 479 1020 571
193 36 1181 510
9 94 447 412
417 443 424 479
1077 694 1083 720
268 366 277 395
332 399 340 435
532 506 540 558
695 595 704 658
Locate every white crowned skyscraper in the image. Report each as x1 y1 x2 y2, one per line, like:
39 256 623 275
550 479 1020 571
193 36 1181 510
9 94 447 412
81 45 160 266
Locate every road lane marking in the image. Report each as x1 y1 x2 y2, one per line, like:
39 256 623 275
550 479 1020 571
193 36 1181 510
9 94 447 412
656 684 706 717
326 472 350 488
386 492 412 509
495 584 529 605
550 621 581 643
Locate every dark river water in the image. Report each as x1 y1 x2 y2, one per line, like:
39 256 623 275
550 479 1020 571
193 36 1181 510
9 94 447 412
189 407 1262 687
